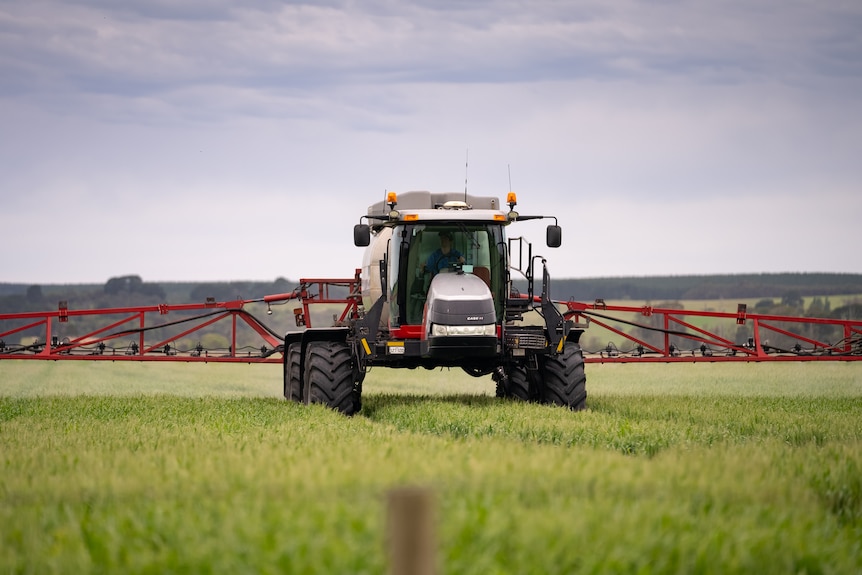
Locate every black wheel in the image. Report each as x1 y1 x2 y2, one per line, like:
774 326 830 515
304 341 360 415
539 342 587 410
283 342 302 402
494 365 533 401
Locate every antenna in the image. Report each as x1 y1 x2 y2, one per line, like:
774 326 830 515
508 164 512 193
464 148 469 202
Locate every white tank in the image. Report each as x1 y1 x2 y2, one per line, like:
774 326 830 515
361 226 392 326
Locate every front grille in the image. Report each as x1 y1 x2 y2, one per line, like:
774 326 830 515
506 332 546 349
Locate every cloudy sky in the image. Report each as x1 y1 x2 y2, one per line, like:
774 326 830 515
1 0 860 285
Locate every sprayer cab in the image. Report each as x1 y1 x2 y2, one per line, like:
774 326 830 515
352 190 570 362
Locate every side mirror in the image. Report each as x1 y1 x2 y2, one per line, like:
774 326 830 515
546 225 562 248
354 224 371 247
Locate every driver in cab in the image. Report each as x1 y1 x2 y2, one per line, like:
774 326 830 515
421 231 465 278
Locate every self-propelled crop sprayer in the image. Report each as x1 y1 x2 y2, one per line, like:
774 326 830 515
2 190 861 414
282 190 586 414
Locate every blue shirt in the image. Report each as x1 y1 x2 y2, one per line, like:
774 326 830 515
425 248 463 275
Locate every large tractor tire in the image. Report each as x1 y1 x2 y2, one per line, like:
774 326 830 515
539 342 587 410
494 365 533 401
304 341 360 415
283 342 302 402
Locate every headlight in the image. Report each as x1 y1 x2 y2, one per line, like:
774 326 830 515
431 324 496 337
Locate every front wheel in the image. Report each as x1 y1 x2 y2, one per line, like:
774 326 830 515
494 365 534 401
539 342 587 410
304 341 360 415
283 342 302 402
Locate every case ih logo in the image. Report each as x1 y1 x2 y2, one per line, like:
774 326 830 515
466 316 484 321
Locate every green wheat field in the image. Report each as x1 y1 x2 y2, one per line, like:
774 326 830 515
2 360 861 574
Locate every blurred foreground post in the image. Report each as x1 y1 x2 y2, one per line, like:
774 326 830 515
387 486 436 575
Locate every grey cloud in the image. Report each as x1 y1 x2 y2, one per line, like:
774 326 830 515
2 0 858 130
1 0 860 282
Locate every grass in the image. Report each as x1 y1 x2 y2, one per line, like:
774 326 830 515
1 360 861 573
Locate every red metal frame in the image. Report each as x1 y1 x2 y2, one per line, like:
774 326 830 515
1 273 860 363
564 301 862 362
282 270 364 329
0 272 364 363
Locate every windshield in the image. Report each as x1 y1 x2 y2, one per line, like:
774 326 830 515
389 223 507 326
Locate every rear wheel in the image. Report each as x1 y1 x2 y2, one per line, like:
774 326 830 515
539 342 587 410
305 341 360 415
494 365 533 401
283 342 302 402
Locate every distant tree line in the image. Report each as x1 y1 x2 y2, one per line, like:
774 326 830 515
546 273 862 302
187 278 294 302
0 276 296 313
104 275 166 299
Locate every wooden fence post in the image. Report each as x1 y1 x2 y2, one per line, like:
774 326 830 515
387 486 436 575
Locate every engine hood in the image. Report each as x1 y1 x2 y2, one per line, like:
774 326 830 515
425 272 495 326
